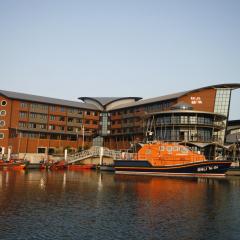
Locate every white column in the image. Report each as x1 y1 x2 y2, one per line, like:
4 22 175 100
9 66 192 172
64 149 68 162
99 147 104 165
2 147 5 155
7 147 11 162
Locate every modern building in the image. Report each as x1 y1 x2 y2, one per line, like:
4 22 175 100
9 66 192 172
0 83 239 158
226 120 240 144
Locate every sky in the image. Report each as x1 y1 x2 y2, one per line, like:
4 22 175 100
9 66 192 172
0 0 239 119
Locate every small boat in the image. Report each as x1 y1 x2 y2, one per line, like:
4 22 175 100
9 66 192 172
114 142 232 177
49 160 67 170
0 160 26 170
24 162 46 170
68 164 95 170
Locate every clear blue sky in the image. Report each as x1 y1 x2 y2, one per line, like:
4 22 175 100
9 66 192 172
0 0 239 119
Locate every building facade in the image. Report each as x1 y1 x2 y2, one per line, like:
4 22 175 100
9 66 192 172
0 83 239 157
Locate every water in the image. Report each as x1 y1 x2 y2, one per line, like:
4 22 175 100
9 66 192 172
0 170 240 240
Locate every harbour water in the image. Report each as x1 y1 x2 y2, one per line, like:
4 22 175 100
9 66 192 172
0 170 240 240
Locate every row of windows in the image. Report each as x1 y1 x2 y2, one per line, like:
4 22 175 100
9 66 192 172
19 112 98 124
156 115 215 125
145 101 172 112
19 121 97 130
156 128 212 142
20 102 99 116
111 108 142 116
16 132 91 141
111 127 142 134
112 118 141 125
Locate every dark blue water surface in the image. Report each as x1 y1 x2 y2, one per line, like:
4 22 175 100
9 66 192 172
0 170 240 240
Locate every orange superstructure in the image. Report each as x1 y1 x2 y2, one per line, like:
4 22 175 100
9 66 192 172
136 142 205 166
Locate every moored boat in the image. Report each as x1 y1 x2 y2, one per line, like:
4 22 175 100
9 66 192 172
68 164 95 170
114 142 232 177
0 160 26 170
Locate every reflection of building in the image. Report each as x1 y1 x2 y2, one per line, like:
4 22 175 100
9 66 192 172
0 84 239 156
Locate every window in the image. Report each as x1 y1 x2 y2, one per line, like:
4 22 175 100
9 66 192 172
19 122 27 128
0 110 6 116
50 105 57 111
86 111 91 115
50 115 56 120
160 146 165 151
19 111 28 118
30 103 38 109
38 124 46 129
59 116 65 121
1 100 7 106
20 102 28 108
85 120 91 124
68 108 75 113
29 123 37 128
76 118 82 124
0 133 4 139
0 120 5 127
67 126 74 132
30 113 38 118
37 147 46 153
173 146 179 151
61 107 65 112
68 117 74 122
59 126 65 131
39 114 48 120
40 133 47 139
167 146 172 152
49 125 55 130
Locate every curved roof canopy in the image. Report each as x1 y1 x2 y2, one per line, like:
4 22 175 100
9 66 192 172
79 97 142 110
110 83 240 110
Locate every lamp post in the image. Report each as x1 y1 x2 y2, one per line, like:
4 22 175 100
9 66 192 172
81 125 85 151
75 128 79 151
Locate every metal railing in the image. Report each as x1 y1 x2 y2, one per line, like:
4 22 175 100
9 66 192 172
65 146 123 164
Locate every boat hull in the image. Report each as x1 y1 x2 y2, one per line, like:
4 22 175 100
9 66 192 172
114 160 232 177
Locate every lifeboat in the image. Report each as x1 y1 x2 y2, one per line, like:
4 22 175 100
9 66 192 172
114 142 232 177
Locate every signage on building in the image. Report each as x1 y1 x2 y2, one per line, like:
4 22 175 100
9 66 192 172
190 97 203 105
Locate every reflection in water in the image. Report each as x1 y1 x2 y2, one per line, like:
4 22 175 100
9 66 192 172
0 170 240 240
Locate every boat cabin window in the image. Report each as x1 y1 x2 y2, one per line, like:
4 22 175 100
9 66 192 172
180 147 188 154
167 146 172 152
145 149 152 155
173 146 179 151
159 146 165 151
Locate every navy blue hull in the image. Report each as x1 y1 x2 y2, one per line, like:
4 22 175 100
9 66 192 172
114 160 232 176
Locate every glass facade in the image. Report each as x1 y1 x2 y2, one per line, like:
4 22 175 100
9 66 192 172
152 112 225 143
214 88 231 144
100 112 110 136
